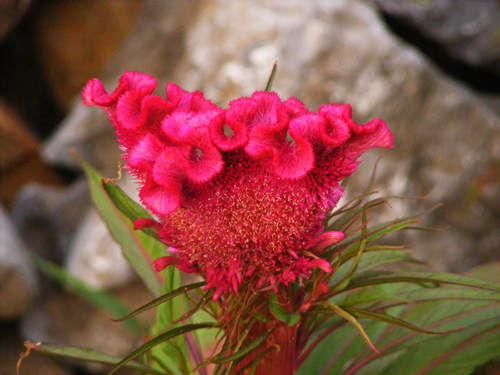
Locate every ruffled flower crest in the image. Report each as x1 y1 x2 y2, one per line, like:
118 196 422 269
83 72 393 299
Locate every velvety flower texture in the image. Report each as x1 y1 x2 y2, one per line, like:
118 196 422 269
83 72 393 299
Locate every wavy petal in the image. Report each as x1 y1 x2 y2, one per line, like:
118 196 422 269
82 72 156 107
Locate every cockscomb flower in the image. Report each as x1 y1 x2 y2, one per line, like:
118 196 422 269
83 72 393 300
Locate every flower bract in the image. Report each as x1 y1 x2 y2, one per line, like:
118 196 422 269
83 72 393 299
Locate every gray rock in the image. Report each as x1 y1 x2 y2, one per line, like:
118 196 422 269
374 0 500 75
65 175 140 289
65 208 134 289
21 281 154 373
0 204 37 318
10 179 90 261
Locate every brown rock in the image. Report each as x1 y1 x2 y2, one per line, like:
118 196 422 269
22 281 156 372
0 0 31 40
0 99 61 206
35 0 143 110
0 326 70 375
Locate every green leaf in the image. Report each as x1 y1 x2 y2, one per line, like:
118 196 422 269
215 331 271 364
343 272 500 293
107 323 216 375
149 266 191 375
319 302 379 354
264 61 278 91
365 318 500 375
343 307 461 335
32 254 143 335
113 281 206 321
269 291 301 326
77 155 163 296
26 342 163 375
103 182 161 241
307 287 500 375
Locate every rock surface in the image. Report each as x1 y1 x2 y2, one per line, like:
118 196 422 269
10 180 90 262
0 323 70 375
375 0 500 76
42 0 500 272
0 204 37 318
0 99 61 206
21 281 155 373
64 175 140 289
0 0 31 40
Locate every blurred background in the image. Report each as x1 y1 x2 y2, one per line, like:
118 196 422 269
1 0 499 374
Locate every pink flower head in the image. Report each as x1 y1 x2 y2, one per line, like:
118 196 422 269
83 72 393 299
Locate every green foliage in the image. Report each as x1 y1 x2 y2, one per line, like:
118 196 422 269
269 291 301 326
24 342 163 374
77 155 163 296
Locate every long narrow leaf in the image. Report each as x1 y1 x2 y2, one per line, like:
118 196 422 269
76 154 163 296
343 272 500 293
103 182 161 241
25 341 163 375
343 307 462 335
32 254 143 335
319 302 379 353
107 323 216 375
113 281 206 321
212 331 272 364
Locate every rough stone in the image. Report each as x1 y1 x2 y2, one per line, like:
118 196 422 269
0 323 70 375
0 0 31 40
21 281 155 373
0 99 61 206
65 175 140 289
374 0 500 76
0 204 38 318
10 179 90 262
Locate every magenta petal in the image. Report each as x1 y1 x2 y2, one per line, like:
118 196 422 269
227 97 259 125
116 94 170 131
342 106 394 159
211 115 249 151
134 218 162 231
116 91 143 130
162 111 224 183
308 258 333 273
250 91 284 125
140 182 181 217
82 72 156 107
127 133 164 170
166 82 217 113
152 148 186 187
317 104 352 147
271 136 314 179
283 96 309 117
308 231 345 252
82 78 110 106
120 72 157 95
184 143 223 183
154 256 180 271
